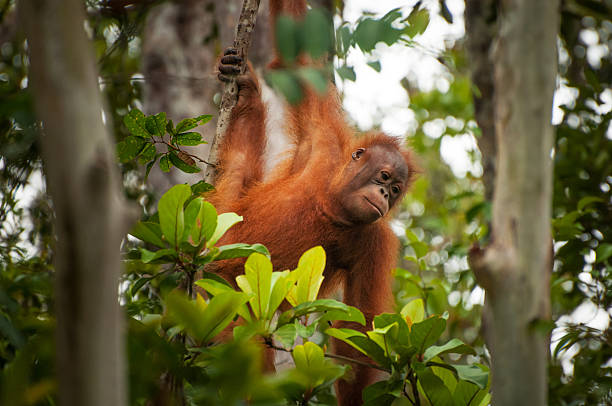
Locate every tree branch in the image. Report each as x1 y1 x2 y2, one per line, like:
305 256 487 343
204 0 261 185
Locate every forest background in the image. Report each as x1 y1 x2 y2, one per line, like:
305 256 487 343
0 0 610 405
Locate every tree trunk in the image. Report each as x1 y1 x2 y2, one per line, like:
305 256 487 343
20 1 127 406
468 1 558 405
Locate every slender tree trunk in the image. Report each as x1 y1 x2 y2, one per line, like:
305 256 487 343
20 1 127 406
468 0 558 405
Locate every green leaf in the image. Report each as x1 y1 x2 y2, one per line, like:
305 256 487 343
404 8 430 38
336 25 352 57
159 155 171 172
401 298 425 327
123 108 150 138
367 61 381 72
423 338 475 362
265 70 303 105
325 328 389 367
208 212 243 247
216 243 269 261
236 253 273 320
297 67 328 94
169 151 201 173
410 316 446 355
130 221 165 248
363 381 398 406
577 196 604 212
596 243 612 263
176 132 205 146
273 323 297 349
158 184 191 247
166 290 249 343
317 304 366 326
140 248 177 263
138 142 156 164
191 180 214 195
302 8 331 59
279 298 363 326
275 15 299 63
175 115 212 133
336 65 356 81
117 136 146 163
453 380 485 406
195 278 251 321
453 364 489 389
354 18 380 52
267 270 294 319
145 112 166 136
291 342 345 388
415 367 455 406
286 246 326 306
182 197 204 244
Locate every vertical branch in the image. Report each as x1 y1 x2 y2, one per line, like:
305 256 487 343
20 1 127 406
205 0 261 185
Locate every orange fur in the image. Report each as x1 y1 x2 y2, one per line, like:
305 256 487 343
208 1 418 404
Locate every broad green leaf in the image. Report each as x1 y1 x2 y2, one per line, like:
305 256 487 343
325 328 389 367
191 200 217 246
423 338 475 362
293 341 325 370
117 136 146 163
267 270 293 319
195 278 251 321
275 15 299 63
138 142 156 164
287 246 326 306
410 316 446 355
367 323 397 355
279 298 363 326
273 323 297 349
176 132 205 146
130 221 165 248
336 65 356 81
140 248 177 263
123 108 150 138
182 197 204 244
453 380 486 406
266 70 303 105
208 212 243 247
216 243 269 261
157 184 191 247
302 8 331 59
236 253 273 320
145 112 166 136
291 342 346 388
373 313 410 349
317 304 366 326
401 298 425 327
354 18 380 52
415 367 455 406
295 320 316 338
336 25 352 57
363 380 399 405
166 290 249 343
596 243 612 263
175 115 212 133
453 364 489 389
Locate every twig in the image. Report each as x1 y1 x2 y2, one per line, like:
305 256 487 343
204 0 261 185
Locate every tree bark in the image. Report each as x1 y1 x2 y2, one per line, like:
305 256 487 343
20 1 127 406
468 0 558 405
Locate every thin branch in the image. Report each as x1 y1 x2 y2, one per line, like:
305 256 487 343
204 0 261 185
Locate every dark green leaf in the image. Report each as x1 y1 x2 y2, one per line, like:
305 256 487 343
175 132 205 146
275 15 300 63
596 243 612 263
410 316 446 355
145 112 166 136
123 108 150 138
216 243 270 260
140 248 177 264
159 155 171 172
138 142 156 164
191 180 214 195
453 364 489 389
367 61 381 72
336 65 356 81
130 221 165 248
423 338 475 362
415 367 455 406
117 136 146 163
302 8 332 59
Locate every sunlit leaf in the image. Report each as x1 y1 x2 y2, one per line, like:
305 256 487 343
208 212 243 247
157 184 191 247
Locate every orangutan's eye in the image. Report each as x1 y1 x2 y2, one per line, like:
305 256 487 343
381 171 390 181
